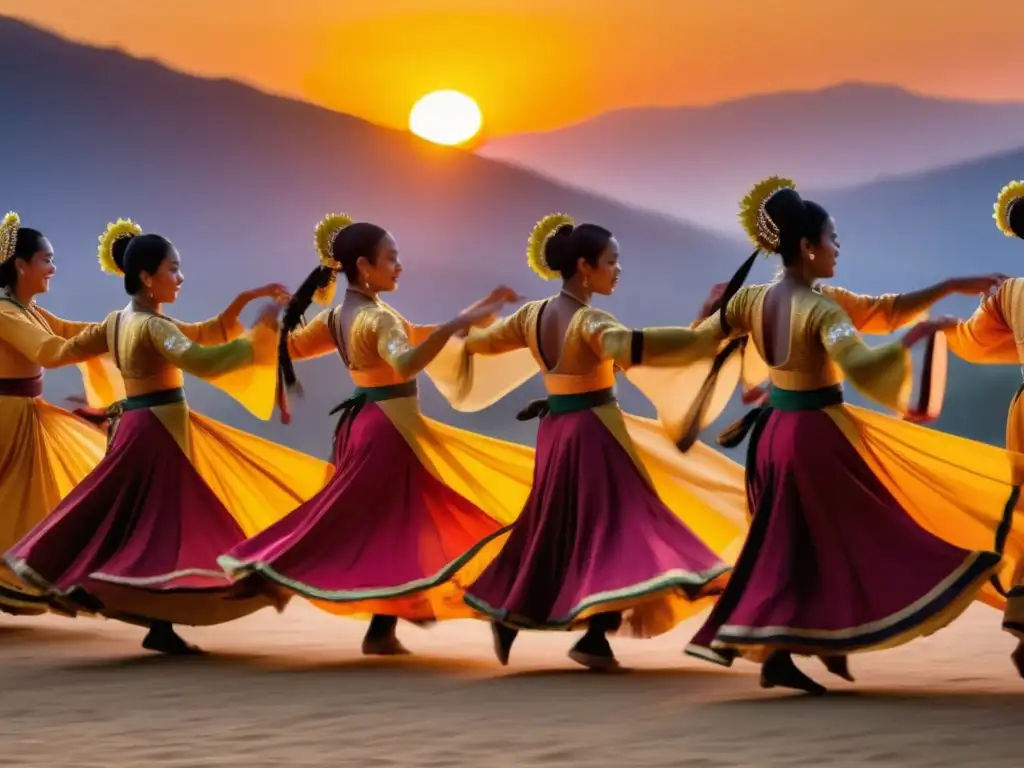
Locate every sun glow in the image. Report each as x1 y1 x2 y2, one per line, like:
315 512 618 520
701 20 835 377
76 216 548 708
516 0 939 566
409 90 483 146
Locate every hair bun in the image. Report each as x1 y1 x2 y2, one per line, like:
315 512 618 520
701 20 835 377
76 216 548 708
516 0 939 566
98 218 142 276
527 213 574 281
738 176 798 254
0 211 19 266
314 213 354 269
995 181 1024 240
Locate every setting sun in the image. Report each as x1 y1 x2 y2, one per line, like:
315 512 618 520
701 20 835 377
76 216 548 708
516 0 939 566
409 90 483 146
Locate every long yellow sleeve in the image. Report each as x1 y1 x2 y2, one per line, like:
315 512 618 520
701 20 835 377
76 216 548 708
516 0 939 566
31 305 97 339
147 316 278 419
172 313 245 345
818 304 911 411
582 308 725 370
944 282 1020 365
147 317 255 377
0 304 108 369
371 311 422 379
287 308 339 362
819 284 927 334
464 307 529 356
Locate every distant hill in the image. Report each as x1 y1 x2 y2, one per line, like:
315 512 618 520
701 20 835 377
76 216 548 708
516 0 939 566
479 83 1024 231
0 16 746 457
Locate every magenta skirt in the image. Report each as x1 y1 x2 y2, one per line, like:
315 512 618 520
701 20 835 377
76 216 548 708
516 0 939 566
464 402 730 636
687 395 1000 665
3 397 274 626
218 396 507 622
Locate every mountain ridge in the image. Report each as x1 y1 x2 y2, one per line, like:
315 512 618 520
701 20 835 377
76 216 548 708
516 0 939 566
479 83 1024 231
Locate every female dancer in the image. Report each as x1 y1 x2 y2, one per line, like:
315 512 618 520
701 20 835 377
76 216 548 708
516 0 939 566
433 213 751 670
0 212 114 615
219 214 534 655
4 219 332 654
684 176 1017 693
943 180 1024 676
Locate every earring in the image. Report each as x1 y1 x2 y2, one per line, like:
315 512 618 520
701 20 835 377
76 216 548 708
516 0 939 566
583 276 589 289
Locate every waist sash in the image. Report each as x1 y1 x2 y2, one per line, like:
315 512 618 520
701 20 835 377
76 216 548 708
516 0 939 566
516 388 617 422
330 380 418 439
0 374 43 398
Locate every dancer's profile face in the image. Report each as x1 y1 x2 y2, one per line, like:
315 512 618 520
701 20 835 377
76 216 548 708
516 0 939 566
805 217 839 280
579 236 621 296
359 232 402 293
143 246 184 304
17 237 56 296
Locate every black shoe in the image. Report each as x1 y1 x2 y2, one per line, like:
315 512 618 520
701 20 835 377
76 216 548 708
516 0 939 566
362 615 410 656
141 622 203 655
568 632 619 671
1012 642 1024 679
821 654 854 682
760 652 826 694
491 622 517 666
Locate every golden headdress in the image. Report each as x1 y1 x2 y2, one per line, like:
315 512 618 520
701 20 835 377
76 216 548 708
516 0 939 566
98 218 143 276
0 211 20 266
312 213 354 305
994 181 1024 239
527 213 574 281
738 176 798 254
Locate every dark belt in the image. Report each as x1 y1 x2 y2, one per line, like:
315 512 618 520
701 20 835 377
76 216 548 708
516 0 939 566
717 384 844 448
330 380 418 440
122 387 187 412
516 388 616 421
100 388 187 450
0 375 43 398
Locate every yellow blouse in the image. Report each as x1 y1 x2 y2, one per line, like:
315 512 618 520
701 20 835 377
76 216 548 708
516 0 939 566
107 309 278 419
464 299 722 396
0 298 108 378
286 300 436 388
719 283 912 411
945 277 1023 365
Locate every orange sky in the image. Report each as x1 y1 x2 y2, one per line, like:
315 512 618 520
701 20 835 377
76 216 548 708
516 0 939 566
5 0 1024 137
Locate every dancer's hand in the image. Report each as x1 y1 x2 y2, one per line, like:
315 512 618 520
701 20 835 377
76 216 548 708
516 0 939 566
901 316 959 348
480 285 525 305
456 287 525 330
244 283 291 305
947 274 1008 298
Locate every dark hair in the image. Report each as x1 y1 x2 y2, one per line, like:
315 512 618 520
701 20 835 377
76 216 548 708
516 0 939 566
543 223 613 280
0 227 46 290
279 222 389 391
762 189 830 267
716 189 830 335
114 233 173 295
1009 200 1024 239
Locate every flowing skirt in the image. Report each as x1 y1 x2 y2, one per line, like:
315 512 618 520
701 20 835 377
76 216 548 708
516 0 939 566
687 400 1004 665
219 395 535 622
4 398 332 626
464 403 734 638
0 393 106 615
1002 386 1024 638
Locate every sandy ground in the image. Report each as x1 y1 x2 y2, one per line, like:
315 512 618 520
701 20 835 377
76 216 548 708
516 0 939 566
0 601 1020 767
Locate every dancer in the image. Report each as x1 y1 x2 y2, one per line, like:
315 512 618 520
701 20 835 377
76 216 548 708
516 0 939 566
432 213 750 670
0 212 116 615
4 219 332 654
219 214 534 656
684 176 1016 693
944 180 1024 677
